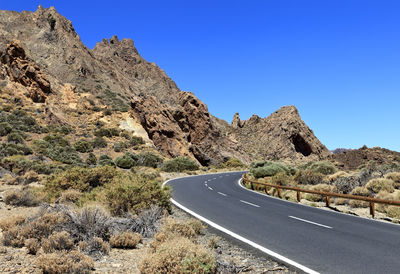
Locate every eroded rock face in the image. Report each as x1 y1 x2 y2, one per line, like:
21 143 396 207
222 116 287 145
131 92 249 165
0 41 51 102
230 106 330 162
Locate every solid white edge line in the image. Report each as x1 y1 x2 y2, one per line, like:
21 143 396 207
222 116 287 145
289 216 332 229
240 199 260 208
163 172 319 274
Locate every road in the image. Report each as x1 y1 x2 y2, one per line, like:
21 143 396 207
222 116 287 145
165 171 400 274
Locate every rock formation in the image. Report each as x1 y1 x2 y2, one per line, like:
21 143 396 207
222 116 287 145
0 6 331 165
230 106 330 162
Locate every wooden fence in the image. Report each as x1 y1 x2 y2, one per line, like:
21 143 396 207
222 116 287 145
242 174 400 218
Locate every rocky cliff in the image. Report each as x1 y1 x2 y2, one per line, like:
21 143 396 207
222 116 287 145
0 6 330 165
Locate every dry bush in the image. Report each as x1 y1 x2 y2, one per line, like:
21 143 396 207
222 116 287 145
271 172 292 186
327 171 349 183
366 178 395 194
294 169 326 185
110 232 142 249
349 187 370 208
386 206 400 219
25 238 39 255
304 184 337 202
59 189 82 204
161 218 197 239
282 190 298 202
334 198 348 205
23 170 39 184
4 187 40 207
139 237 216 274
2 212 67 247
36 250 94 274
0 215 27 231
130 205 164 238
375 190 400 212
208 236 219 249
82 237 110 258
384 172 400 188
186 219 204 235
42 231 74 253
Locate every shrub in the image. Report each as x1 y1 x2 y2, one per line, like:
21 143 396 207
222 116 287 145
294 169 326 185
0 143 32 157
0 122 12 136
250 161 291 178
140 237 216 274
44 166 119 200
161 157 199 172
94 128 120 138
103 109 112 116
92 136 107 148
42 231 74 253
86 153 97 166
46 146 82 165
386 206 400 219
130 206 165 238
365 178 395 194
186 219 204 235
307 161 337 175
4 188 40 207
271 172 292 186
73 140 93 153
304 184 337 202
36 251 94 274
102 174 171 216
129 136 145 147
7 131 25 144
43 134 70 147
110 232 142 249
137 152 163 168
220 157 246 168
98 155 114 166
59 189 82 204
114 153 137 169
385 172 400 188
113 141 127 152
349 187 370 208
82 237 110 257
25 238 40 255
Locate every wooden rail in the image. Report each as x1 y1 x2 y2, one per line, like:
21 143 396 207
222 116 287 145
242 174 400 218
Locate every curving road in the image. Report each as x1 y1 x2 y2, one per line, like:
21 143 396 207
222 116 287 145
165 171 400 274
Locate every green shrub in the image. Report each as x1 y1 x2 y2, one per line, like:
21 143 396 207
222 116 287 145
73 140 93 153
103 109 113 116
307 161 337 175
46 146 82 165
43 134 70 147
102 173 171 215
250 162 289 178
0 143 32 157
86 153 97 166
130 136 145 147
7 131 25 144
94 128 120 138
0 122 12 136
1 156 32 174
161 157 199 172
113 142 127 152
32 139 49 154
44 166 119 200
98 155 114 166
92 136 108 148
137 153 163 168
271 172 291 186
217 158 246 169
120 131 131 140
114 153 137 169
0 109 42 133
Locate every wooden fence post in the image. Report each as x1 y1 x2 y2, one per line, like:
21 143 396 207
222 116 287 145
277 187 281 198
297 191 301 202
251 182 254 190
370 201 375 218
325 195 330 207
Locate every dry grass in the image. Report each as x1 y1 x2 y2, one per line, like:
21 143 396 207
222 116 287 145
386 206 400 219
186 219 204 235
304 184 337 202
327 171 349 183
24 238 40 255
385 172 400 188
59 189 82 204
36 250 94 274
139 236 216 274
109 232 142 249
349 187 370 208
334 198 348 205
365 178 395 194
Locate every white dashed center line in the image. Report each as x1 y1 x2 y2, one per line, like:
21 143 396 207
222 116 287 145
240 200 260 208
208 187 213 191
217 192 227 196
289 216 332 229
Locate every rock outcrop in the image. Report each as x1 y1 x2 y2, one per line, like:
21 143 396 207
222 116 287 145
0 41 51 102
230 106 330 162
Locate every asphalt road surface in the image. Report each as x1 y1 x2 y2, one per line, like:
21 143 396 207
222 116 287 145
166 171 400 274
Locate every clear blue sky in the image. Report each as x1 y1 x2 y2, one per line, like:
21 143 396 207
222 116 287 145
2 1 400 151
